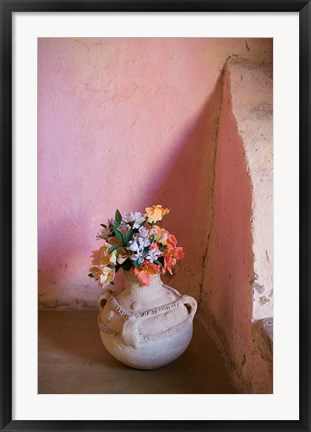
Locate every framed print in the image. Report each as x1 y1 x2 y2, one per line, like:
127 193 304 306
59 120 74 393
1 0 310 431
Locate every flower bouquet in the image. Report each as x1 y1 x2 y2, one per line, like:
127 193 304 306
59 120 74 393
89 205 184 288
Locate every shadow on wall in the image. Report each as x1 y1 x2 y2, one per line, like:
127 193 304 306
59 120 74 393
203 67 254 336
148 74 224 299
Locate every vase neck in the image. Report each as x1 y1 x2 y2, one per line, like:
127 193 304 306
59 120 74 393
123 270 162 295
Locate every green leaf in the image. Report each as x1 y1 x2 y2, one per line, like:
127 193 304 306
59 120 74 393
149 234 155 243
153 259 163 266
114 229 124 243
133 260 140 268
115 209 122 223
108 243 123 254
112 221 121 232
124 228 134 244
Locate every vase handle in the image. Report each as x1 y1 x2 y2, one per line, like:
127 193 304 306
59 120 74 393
97 291 111 311
181 295 197 320
122 316 140 348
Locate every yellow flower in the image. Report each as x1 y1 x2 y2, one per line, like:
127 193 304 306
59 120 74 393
108 236 120 246
99 244 116 266
116 247 129 264
145 205 170 224
89 265 115 288
99 267 115 288
149 225 168 243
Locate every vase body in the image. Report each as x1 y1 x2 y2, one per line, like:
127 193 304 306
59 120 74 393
97 270 197 369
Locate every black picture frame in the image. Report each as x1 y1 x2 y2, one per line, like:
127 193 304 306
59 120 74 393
1 1 310 431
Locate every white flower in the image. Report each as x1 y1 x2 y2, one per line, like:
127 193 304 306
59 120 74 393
127 235 150 262
122 211 146 229
146 248 162 263
122 212 134 223
127 236 150 252
138 226 149 238
127 237 139 252
131 254 145 265
132 212 146 229
139 236 150 249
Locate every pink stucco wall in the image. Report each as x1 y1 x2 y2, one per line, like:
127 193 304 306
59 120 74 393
38 38 272 308
202 68 254 374
200 64 272 393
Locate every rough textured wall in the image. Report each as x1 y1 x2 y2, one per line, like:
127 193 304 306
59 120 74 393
38 38 272 309
228 59 273 320
199 59 273 393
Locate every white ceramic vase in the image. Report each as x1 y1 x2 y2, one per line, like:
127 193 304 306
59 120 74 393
97 270 197 369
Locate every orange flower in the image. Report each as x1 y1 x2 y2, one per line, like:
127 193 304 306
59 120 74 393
163 247 184 275
132 261 160 286
165 234 177 250
145 205 170 224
